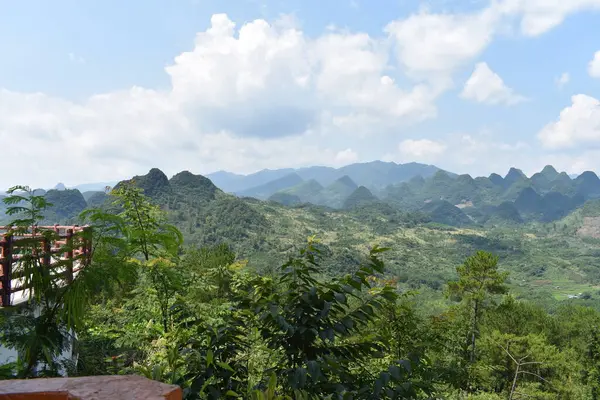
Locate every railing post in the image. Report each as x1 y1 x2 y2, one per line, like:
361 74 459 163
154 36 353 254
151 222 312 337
65 228 74 284
82 226 92 266
1 235 13 307
42 236 51 269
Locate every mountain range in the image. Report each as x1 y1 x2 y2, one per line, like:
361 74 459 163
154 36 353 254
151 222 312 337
207 163 600 226
207 161 444 195
5 161 600 292
2 161 600 230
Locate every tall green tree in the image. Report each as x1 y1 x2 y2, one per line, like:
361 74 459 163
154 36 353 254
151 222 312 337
241 237 433 399
447 251 508 368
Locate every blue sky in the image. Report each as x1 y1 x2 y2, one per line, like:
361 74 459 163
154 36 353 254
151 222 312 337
1 0 600 188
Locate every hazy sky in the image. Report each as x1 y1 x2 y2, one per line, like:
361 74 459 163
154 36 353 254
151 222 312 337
2 0 600 188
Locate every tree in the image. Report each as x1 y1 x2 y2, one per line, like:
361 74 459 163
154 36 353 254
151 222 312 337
81 182 183 333
447 251 508 367
241 237 433 399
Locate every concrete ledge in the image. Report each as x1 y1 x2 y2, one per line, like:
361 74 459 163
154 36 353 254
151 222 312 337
0 375 182 400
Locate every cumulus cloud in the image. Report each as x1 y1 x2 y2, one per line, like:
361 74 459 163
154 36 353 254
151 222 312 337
460 62 526 105
3 2 600 188
383 0 600 81
385 8 498 81
496 0 600 36
589 51 600 78
165 14 439 138
0 13 445 188
538 94 600 149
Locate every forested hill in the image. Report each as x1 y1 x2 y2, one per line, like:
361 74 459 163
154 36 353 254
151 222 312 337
3 163 600 231
5 164 600 305
215 163 600 226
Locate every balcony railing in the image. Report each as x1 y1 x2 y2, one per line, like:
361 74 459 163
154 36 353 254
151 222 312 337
0 225 92 307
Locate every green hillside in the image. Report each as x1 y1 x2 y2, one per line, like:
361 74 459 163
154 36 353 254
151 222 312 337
343 186 379 209
318 175 359 208
380 165 600 226
54 167 596 310
238 172 303 199
269 175 359 208
7 167 600 398
43 189 88 221
278 179 324 202
5 165 600 298
103 168 600 303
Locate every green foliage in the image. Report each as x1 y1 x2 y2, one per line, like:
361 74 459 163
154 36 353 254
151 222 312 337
448 251 509 304
447 251 509 389
0 186 92 377
110 182 183 260
243 238 429 398
342 186 378 209
2 185 51 231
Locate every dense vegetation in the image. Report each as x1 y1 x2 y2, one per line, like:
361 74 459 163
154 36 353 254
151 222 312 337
4 164 600 397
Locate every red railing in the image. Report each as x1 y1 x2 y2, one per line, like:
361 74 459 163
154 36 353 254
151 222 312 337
0 225 92 307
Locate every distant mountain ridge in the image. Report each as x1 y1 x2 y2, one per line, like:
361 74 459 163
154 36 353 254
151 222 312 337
3 163 600 230
381 165 600 226
208 161 444 195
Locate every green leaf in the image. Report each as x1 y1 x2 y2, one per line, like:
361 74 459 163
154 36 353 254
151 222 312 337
306 360 320 381
370 246 390 254
293 367 307 389
333 292 347 304
389 365 402 380
217 361 235 372
374 378 383 396
399 359 412 373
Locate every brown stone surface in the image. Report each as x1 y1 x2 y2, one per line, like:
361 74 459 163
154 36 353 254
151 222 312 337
0 375 182 400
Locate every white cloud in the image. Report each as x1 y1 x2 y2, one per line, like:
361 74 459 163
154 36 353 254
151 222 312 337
538 94 600 149
398 139 446 160
460 62 526 105
334 148 359 164
165 13 440 136
0 13 445 188
385 8 498 80
588 51 600 78
2 3 600 188
556 72 570 88
496 0 600 36
450 134 529 169
383 0 600 83
386 133 532 176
